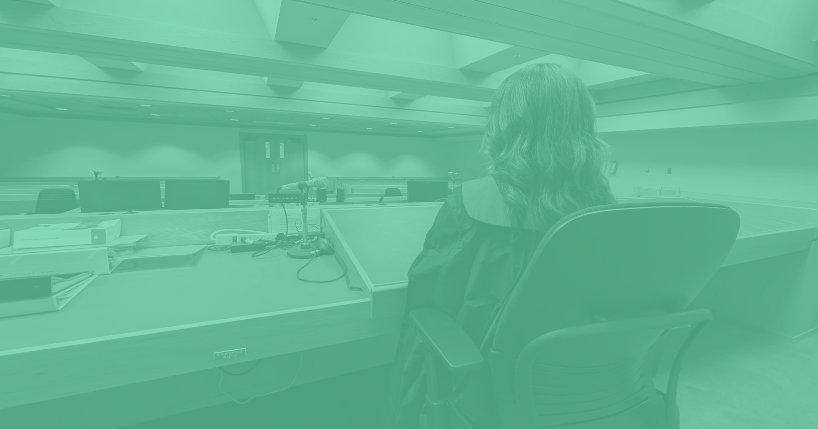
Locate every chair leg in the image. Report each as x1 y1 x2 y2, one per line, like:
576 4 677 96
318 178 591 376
423 349 450 429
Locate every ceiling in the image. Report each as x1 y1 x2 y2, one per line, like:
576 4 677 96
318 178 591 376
0 91 483 137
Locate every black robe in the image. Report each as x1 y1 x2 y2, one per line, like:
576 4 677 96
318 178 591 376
385 175 546 429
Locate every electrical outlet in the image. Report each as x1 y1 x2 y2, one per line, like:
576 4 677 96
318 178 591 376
214 233 278 246
214 348 247 362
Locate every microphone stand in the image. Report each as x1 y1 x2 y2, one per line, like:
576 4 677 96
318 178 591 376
287 183 321 259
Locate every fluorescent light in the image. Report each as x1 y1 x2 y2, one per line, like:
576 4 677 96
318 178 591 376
390 122 398 125
225 110 234 113
0 94 9 97
140 104 152 107
150 113 160 117
366 127 373 130
417 130 424 133
321 117 330 120
230 119 238 122
55 108 68 111
448 126 455 129
309 124 317 127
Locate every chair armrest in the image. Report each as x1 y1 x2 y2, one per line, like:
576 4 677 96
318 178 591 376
409 307 484 374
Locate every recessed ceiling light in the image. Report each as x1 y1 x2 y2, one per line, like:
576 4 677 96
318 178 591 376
140 104 152 107
150 113 160 117
55 108 68 111
230 119 238 122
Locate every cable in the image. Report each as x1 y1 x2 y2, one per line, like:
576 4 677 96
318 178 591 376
218 351 305 405
296 243 349 284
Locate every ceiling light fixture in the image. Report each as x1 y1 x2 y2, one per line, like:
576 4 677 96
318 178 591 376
367 127 373 130
230 119 239 122
140 104 152 107
417 130 424 133
309 124 317 127
55 108 68 111
448 126 455 129
0 94 9 97
321 117 330 120
150 113 160 117
225 110 234 113
389 122 398 125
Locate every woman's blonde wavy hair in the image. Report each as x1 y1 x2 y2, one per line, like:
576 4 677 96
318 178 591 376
482 63 616 230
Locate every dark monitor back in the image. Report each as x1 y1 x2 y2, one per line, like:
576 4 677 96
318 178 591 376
79 180 163 213
164 180 230 210
407 181 449 202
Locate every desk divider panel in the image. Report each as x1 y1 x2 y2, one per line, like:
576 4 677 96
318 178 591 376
321 205 441 319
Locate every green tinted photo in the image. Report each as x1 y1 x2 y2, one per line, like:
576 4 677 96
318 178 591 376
0 1 817 428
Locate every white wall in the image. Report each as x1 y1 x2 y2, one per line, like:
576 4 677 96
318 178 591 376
604 123 818 203
0 117 452 192
447 123 818 204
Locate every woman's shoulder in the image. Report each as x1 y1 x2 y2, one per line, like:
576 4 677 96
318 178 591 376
460 176 537 230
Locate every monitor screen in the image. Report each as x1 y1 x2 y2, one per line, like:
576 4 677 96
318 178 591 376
164 180 230 210
406 181 449 202
78 180 163 213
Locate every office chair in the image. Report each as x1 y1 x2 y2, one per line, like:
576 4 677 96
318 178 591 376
410 202 740 429
34 188 78 214
385 187 402 197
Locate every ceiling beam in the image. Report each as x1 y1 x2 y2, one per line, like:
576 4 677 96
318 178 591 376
0 54 487 126
256 0 350 49
81 57 147 73
596 74 818 119
264 77 304 89
11 0 60 6
597 94 818 133
592 78 711 104
297 0 818 85
452 35 549 74
388 92 425 101
0 3 659 103
0 3 499 101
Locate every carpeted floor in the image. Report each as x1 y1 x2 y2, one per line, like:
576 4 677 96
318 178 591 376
664 320 818 429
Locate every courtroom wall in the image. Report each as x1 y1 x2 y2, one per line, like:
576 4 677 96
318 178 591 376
0 117 451 192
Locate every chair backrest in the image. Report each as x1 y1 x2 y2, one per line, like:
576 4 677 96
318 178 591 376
385 187 402 197
490 202 740 429
34 188 78 214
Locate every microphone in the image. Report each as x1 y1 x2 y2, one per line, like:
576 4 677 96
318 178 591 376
280 177 328 190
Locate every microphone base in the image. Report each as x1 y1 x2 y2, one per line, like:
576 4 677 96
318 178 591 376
287 247 321 259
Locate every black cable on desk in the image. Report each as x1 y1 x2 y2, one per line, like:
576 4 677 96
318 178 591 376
220 359 261 376
296 243 351 284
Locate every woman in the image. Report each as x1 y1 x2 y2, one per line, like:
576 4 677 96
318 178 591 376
385 63 617 428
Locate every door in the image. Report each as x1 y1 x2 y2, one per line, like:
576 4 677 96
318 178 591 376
240 134 307 195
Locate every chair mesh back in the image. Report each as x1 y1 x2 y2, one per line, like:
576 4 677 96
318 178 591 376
526 331 662 427
34 188 78 214
492 203 739 428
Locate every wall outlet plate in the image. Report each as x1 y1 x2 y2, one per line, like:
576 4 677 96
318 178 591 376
214 233 278 246
214 348 247 362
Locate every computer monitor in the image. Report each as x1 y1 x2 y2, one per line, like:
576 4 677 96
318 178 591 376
78 180 163 213
406 180 449 202
164 180 230 210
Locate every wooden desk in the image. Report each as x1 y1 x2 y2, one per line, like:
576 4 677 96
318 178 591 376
0 200 815 428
